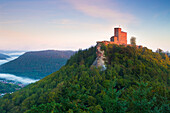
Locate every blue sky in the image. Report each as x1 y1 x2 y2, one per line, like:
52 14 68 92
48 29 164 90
0 0 169 51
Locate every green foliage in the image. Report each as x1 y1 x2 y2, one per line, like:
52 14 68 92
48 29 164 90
99 80 127 113
66 46 96 67
26 102 63 113
0 82 21 93
0 45 169 113
126 81 170 113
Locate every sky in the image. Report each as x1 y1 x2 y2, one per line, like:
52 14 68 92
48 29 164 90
0 0 170 51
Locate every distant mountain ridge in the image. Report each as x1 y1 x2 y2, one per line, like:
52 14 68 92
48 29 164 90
0 50 75 79
0 53 10 60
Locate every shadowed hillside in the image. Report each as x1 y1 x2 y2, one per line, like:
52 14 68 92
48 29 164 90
0 50 74 79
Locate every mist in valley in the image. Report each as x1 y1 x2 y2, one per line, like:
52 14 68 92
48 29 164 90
0 73 39 85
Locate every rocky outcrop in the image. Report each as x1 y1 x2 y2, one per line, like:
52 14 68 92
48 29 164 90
91 43 106 71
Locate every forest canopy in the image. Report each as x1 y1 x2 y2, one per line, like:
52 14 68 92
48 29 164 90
0 45 169 113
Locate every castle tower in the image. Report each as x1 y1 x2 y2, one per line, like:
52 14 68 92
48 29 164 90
111 27 127 45
114 28 121 41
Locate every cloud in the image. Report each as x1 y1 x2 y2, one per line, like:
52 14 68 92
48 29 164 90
4 52 25 56
50 18 106 28
0 73 39 84
0 30 46 50
0 20 23 24
64 0 136 24
0 57 18 65
49 19 75 25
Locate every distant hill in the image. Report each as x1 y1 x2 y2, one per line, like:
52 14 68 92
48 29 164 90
0 50 74 79
0 45 169 113
0 53 10 60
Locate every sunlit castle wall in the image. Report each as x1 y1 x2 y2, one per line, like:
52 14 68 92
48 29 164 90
110 27 127 45
120 31 127 45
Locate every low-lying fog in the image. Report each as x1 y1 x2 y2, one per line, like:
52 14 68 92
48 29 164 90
0 73 39 85
0 57 18 65
0 51 25 65
0 51 39 85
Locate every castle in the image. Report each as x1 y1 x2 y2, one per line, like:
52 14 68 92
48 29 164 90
92 27 142 70
97 27 127 45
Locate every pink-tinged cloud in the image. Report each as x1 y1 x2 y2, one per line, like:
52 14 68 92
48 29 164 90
0 20 23 24
49 19 75 25
0 29 101 50
0 30 42 50
65 0 136 24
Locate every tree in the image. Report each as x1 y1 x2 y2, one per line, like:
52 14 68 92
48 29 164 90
100 81 127 113
130 37 136 46
156 48 163 53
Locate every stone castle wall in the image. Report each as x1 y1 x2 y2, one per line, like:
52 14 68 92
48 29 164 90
97 27 127 46
111 28 127 45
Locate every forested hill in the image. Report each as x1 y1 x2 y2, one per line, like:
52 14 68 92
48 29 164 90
0 82 21 94
0 50 74 79
0 45 169 113
0 53 10 60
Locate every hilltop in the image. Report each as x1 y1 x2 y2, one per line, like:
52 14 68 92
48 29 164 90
0 50 74 79
0 45 169 113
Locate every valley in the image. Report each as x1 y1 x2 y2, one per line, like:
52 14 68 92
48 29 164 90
0 50 74 79
0 50 74 97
